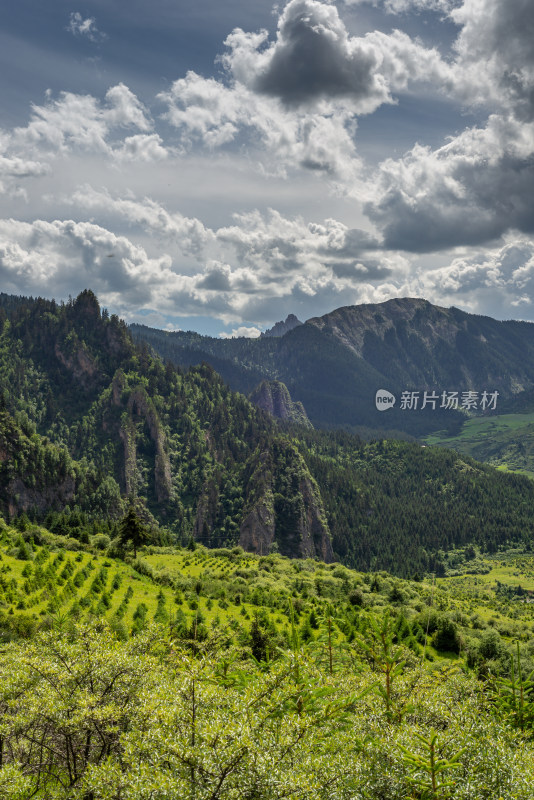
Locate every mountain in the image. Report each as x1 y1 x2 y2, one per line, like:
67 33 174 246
306 298 534 396
261 313 303 338
132 298 534 437
2 290 534 577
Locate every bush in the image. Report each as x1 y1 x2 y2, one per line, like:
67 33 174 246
348 588 365 607
92 533 111 551
433 616 461 654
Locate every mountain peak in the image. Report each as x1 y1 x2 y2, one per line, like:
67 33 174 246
261 314 303 338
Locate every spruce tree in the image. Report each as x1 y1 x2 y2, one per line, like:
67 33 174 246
119 508 149 558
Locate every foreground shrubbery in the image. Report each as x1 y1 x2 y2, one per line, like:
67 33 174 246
1 620 533 799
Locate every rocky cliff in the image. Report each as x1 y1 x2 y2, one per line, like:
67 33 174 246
239 442 333 561
249 380 312 428
111 374 172 503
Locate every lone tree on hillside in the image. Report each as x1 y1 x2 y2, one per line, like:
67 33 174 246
119 508 149 558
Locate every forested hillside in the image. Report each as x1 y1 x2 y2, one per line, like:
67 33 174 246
1 291 534 577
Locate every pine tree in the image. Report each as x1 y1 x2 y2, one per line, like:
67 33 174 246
119 508 149 558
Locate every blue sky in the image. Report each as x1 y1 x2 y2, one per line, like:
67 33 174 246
0 0 533 336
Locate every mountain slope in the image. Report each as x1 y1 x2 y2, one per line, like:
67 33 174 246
307 298 534 395
2 291 534 576
133 298 534 437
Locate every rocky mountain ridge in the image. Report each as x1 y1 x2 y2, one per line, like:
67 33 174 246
261 313 303 338
133 297 534 436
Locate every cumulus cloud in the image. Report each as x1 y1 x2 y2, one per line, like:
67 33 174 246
0 154 50 199
70 186 383 279
0 155 50 179
113 134 168 162
411 235 534 319
451 0 534 120
219 325 262 338
10 84 151 156
366 114 534 251
215 209 383 280
70 186 213 256
158 71 360 178
0 201 396 327
158 0 453 182
356 0 534 253
67 12 106 43
0 219 176 304
223 0 451 112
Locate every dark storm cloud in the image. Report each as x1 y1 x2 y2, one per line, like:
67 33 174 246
366 114 534 253
453 0 534 120
252 0 384 107
224 0 449 114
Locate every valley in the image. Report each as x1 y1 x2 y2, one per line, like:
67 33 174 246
425 412 534 477
2 290 534 797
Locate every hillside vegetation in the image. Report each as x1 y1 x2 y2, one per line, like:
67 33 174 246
1 517 534 799
425 412 534 477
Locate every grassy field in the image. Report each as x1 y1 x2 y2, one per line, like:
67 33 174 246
424 412 534 477
3 517 534 671
438 553 534 634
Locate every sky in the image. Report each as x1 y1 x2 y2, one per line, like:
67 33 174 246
0 0 533 336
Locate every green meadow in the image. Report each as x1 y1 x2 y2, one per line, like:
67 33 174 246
424 412 534 477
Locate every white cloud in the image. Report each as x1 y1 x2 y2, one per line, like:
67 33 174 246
104 84 152 131
0 155 50 179
10 84 151 156
69 185 384 284
158 70 361 180
0 218 175 306
412 235 534 319
366 114 534 251
67 12 105 42
451 0 534 118
70 186 214 256
158 0 452 184
113 134 168 162
0 209 389 327
219 325 262 338
223 0 451 111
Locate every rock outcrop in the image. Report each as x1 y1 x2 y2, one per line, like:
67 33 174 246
54 340 99 388
239 450 276 555
239 443 333 561
127 388 172 503
193 477 221 542
250 380 312 428
116 383 173 503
